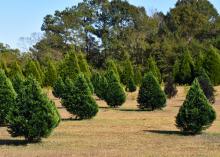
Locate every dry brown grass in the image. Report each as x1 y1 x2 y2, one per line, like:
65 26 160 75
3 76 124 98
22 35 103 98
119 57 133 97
1 86 220 157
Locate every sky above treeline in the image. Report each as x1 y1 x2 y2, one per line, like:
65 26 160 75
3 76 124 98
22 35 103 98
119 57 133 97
0 0 220 49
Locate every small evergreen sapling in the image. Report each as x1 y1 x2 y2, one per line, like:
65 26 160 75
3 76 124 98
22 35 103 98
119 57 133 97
105 70 126 107
164 75 178 99
137 72 166 110
197 69 215 103
7 77 60 142
176 79 216 135
0 70 16 125
61 73 98 119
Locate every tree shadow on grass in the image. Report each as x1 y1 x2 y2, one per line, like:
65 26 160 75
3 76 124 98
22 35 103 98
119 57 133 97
144 130 183 136
0 139 28 146
99 106 110 109
61 117 83 121
118 108 153 112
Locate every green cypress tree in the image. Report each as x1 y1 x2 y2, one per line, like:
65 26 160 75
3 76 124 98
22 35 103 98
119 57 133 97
91 72 108 100
59 50 80 80
11 72 24 93
34 61 45 83
7 76 61 142
52 76 65 99
147 56 162 83
197 69 215 103
105 70 126 107
176 79 216 135
8 62 23 79
78 53 91 78
0 70 16 125
0 61 9 76
134 66 142 86
164 74 178 99
173 59 180 83
126 77 136 92
203 46 220 85
44 61 58 87
24 60 42 84
85 76 94 94
137 72 166 110
106 59 120 80
61 73 98 119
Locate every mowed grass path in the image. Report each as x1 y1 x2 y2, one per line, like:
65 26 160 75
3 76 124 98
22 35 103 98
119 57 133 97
1 87 220 157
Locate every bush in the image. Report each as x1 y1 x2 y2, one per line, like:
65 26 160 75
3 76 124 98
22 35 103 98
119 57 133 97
105 70 126 107
7 77 60 142
164 75 178 98
52 76 66 98
91 72 108 100
126 77 136 92
0 70 16 125
176 79 216 135
61 73 98 119
137 72 166 110
197 69 215 103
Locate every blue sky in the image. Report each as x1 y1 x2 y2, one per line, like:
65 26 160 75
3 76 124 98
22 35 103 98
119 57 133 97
0 0 219 49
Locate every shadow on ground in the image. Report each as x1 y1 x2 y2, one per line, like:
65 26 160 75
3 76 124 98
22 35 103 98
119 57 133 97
144 130 182 135
0 139 28 146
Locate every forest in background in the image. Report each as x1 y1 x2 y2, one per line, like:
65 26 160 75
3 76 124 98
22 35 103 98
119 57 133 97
0 0 220 86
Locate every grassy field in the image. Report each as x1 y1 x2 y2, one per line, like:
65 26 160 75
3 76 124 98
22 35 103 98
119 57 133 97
1 86 220 157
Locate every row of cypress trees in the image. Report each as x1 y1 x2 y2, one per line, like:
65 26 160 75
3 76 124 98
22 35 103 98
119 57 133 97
0 69 60 142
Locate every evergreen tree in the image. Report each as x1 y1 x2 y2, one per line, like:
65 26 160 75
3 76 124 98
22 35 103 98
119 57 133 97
176 79 216 135
137 72 166 110
134 66 142 86
91 72 108 100
106 59 120 80
8 62 23 79
59 50 80 80
126 77 136 92
147 56 162 83
24 60 42 84
44 61 58 87
11 73 24 93
104 70 126 107
52 76 65 99
78 53 91 78
203 46 220 85
164 74 178 98
197 69 215 103
7 76 60 142
61 73 98 119
0 61 9 76
0 70 16 125
85 76 94 94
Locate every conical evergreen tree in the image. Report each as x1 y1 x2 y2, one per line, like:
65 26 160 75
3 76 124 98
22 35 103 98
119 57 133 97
7 76 60 142
91 72 108 100
197 69 215 103
0 70 16 125
105 70 126 107
176 79 216 135
134 66 142 86
147 56 161 83
78 53 91 78
34 61 45 84
203 46 220 85
24 60 42 84
61 73 98 119
52 76 65 99
11 72 24 93
85 76 94 94
8 62 23 79
0 61 9 76
59 50 80 80
137 72 166 110
164 74 178 99
44 61 58 87
106 59 120 81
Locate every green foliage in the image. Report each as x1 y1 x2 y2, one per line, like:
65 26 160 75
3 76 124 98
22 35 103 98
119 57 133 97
24 60 42 84
7 76 60 142
59 50 80 80
52 76 65 98
106 60 120 81
137 72 166 110
91 72 108 100
147 56 161 83
164 74 178 99
78 53 91 78
126 77 136 92
173 50 194 84
85 76 94 94
176 79 216 135
8 62 23 79
44 61 58 87
0 70 16 125
197 69 215 103
61 73 98 119
203 47 220 85
134 66 142 86
11 73 24 93
104 70 126 107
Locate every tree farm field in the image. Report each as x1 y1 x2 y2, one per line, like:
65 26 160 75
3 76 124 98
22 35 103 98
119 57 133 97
0 86 219 157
